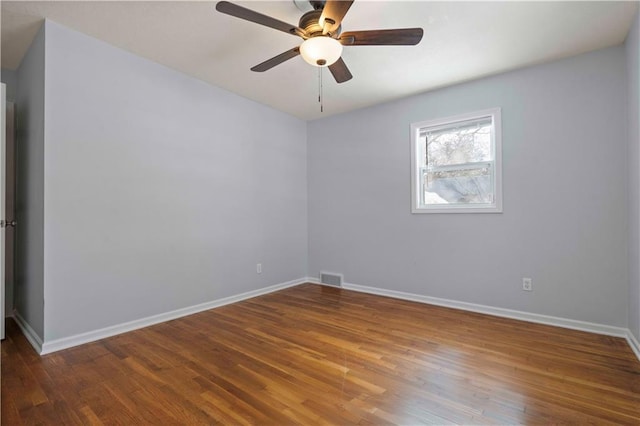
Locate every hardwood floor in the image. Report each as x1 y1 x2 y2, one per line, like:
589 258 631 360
2 283 640 425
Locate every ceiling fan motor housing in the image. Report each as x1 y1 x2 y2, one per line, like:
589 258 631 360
299 10 341 38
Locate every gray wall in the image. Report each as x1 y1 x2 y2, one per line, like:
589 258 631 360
1 69 18 102
42 21 307 341
15 24 46 339
627 10 640 341
308 47 628 327
9 18 636 343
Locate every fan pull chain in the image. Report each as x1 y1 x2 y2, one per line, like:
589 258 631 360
318 66 324 113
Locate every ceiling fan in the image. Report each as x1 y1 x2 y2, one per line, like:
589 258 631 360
215 0 424 83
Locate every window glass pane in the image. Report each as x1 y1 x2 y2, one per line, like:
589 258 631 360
426 117 492 167
423 166 493 205
412 108 501 213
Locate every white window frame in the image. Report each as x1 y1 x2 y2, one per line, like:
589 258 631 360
410 108 503 214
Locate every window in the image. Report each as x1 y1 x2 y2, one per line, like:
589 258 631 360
411 108 502 213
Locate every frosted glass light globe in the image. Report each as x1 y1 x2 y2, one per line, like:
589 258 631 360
299 37 343 67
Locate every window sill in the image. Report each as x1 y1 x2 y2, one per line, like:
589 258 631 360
411 205 503 214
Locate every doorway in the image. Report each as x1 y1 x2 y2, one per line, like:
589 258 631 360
5 99 16 332
1 84 17 340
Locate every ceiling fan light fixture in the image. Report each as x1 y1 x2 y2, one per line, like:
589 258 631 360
299 36 343 67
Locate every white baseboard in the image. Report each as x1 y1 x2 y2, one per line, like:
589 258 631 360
13 310 44 354
309 278 632 338
334 281 640 362
40 277 307 355
340 281 629 337
627 330 640 361
18 277 640 364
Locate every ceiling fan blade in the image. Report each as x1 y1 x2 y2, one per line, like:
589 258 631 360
320 0 354 35
216 1 305 37
328 57 353 84
340 28 424 46
251 47 301 72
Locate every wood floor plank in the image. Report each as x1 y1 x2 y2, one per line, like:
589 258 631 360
2 283 639 424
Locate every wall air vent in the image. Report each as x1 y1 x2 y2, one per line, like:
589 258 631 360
320 272 343 287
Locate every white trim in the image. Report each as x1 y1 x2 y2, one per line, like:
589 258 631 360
339 281 629 338
314 279 640 361
13 310 44 354
40 278 307 355
627 330 640 361
17 277 640 363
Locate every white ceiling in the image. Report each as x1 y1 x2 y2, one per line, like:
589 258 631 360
1 1 638 120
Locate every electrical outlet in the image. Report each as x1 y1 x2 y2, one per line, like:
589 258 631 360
522 277 532 291
256 263 262 274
